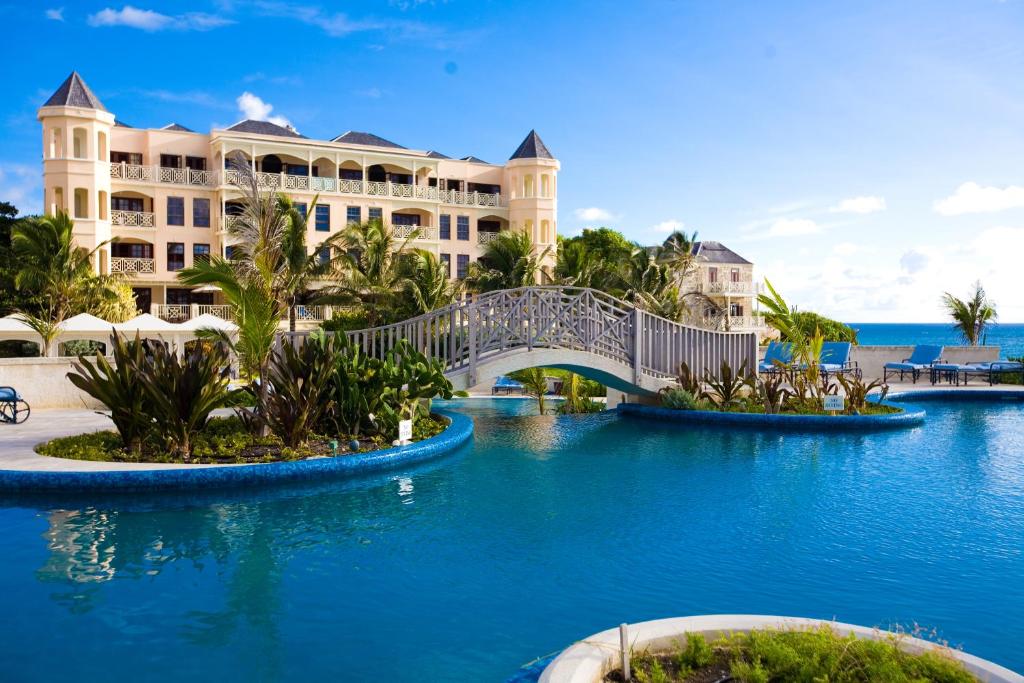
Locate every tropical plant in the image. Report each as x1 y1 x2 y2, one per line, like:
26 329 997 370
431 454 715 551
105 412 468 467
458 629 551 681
262 332 341 447
836 374 889 412
555 238 606 289
137 340 231 460
704 360 751 409
747 371 792 415
516 367 550 414
373 340 457 437
465 229 552 292
942 281 997 346
791 311 857 343
655 229 699 283
671 361 703 396
660 387 699 410
14 312 62 357
67 333 153 456
404 250 463 315
557 372 603 414
320 336 379 440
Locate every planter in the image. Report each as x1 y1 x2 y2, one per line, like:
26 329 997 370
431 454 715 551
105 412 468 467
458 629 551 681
617 402 925 431
539 615 1023 683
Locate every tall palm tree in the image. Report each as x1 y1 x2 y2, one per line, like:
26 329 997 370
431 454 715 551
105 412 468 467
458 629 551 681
465 229 552 292
404 251 463 315
555 238 605 289
942 281 997 346
656 229 699 283
277 195 348 331
325 221 422 326
12 211 109 325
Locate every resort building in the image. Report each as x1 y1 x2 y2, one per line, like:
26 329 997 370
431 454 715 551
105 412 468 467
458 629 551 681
37 72 559 319
684 241 767 332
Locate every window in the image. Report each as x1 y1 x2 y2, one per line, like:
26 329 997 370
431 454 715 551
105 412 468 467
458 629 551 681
317 247 331 265
167 197 185 226
440 253 451 278
112 243 153 259
439 214 451 240
160 154 181 169
456 216 469 241
224 245 236 260
284 164 308 176
347 206 361 224
391 213 420 226
294 203 307 219
112 196 143 212
73 188 88 219
193 243 210 264
457 254 469 279
730 268 740 283
166 288 191 305
368 207 382 223
110 151 142 165
193 198 210 228
730 303 744 316
315 205 330 232
185 156 207 171
340 168 362 181
708 267 718 283
167 243 185 271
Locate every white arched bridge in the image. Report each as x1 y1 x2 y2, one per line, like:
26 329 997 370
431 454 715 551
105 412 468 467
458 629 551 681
281 287 758 397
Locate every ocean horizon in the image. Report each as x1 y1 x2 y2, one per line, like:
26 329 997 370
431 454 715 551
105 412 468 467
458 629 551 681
847 322 1024 359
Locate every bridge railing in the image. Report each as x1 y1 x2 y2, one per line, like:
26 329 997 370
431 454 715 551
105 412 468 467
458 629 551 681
278 287 757 386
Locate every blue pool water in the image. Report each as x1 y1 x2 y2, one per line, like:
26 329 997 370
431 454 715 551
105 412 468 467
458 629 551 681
1 397 1023 680
850 322 1024 359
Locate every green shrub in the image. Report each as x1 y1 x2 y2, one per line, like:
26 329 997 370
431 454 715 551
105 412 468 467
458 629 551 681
321 309 372 332
677 633 713 669
262 332 341 447
661 388 698 410
790 311 857 343
36 431 125 461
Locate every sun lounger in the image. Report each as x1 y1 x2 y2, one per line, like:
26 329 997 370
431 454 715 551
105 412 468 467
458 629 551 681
883 345 943 383
758 341 794 374
0 386 30 424
929 360 1023 386
819 341 860 380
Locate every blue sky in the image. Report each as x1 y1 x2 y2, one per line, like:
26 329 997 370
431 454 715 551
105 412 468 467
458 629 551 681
2 1 1023 322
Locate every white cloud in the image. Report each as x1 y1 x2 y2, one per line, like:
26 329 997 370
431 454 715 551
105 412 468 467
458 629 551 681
899 250 929 274
87 6 232 31
934 182 1024 216
830 195 886 214
574 207 613 222
766 217 822 237
236 92 292 128
650 219 685 233
45 7 64 21
832 242 861 256
0 164 42 215
254 2 382 37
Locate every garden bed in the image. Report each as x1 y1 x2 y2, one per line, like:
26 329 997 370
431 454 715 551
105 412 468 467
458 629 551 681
36 414 449 465
618 402 925 431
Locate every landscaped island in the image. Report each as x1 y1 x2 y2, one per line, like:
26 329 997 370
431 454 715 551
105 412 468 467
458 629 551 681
38 331 457 465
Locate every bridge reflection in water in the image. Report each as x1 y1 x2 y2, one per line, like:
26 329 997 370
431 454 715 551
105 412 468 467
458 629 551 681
281 287 757 395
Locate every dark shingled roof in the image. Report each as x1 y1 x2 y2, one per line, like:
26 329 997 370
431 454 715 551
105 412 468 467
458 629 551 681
332 131 405 148
461 155 489 164
162 123 193 132
509 129 553 160
115 119 134 128
44 71 107 111
425 150 450 159
692 241 752 265
226 119 305 138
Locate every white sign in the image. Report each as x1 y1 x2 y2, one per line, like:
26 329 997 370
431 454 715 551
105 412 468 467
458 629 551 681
398 419 413 442
823 395 845 412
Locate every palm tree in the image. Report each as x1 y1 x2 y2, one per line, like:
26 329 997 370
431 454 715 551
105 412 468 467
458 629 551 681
12 211 110 325
277 195 348 331
465 229 552 292
942 281 997 346
325 221 422 326
555 238 605 289
656 229 700 283
404 251 463 315
517 367 549 414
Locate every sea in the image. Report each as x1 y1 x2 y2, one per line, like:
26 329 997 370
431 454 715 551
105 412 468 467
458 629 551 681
849 323 1024 359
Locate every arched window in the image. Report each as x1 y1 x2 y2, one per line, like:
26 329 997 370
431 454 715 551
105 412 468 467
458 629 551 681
523 175 535 198
260 155 282 174
52 187 64 214
49 128 63 159
97 131 108 161
72 128 88 159
98 191 108 220
541 220 551 243
73 188 88 219
541 175 550 198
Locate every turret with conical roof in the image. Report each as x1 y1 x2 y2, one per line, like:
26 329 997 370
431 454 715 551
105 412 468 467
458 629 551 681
38 71 115 274
503 130 560 277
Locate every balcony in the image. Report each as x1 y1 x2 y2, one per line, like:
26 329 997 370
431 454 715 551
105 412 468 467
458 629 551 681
477 231 501 245
110 162 507 208
110 257 154 275
152 303 329 323
393 224 437 240
698 280 758 296
111 210 155 228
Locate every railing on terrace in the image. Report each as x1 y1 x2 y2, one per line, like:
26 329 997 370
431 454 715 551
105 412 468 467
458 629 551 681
477 231 501 245
111 162 506 208
152 303 328 324
111 210 155 228
393 224 437 240
700 281 758 296
279 287 757 386
110 257 154 275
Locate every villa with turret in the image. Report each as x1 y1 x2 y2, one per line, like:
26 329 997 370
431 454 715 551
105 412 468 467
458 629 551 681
37 72 559 319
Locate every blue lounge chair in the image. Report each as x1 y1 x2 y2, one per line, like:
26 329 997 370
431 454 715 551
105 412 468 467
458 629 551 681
492 375 525 395
819 341 859 380
933 360 1024 386
883 345 943 383
0 386 30 424
758 341 794 374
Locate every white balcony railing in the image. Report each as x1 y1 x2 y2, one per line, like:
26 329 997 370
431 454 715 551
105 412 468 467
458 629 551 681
110 257 154 274
110 162 508 208
703 281 757 296
111 210 155 228
393 224 437 240
477 231 501 245
152 303 329 324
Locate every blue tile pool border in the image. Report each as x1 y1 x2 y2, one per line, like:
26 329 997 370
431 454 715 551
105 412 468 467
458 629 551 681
617 401 926 431
0 410 473 492
886 388 1024 403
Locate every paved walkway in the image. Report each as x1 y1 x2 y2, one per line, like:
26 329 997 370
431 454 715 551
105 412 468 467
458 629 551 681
2 384 1022 474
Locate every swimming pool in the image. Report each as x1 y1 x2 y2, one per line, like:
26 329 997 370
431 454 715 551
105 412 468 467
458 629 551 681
0 397 1021 680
